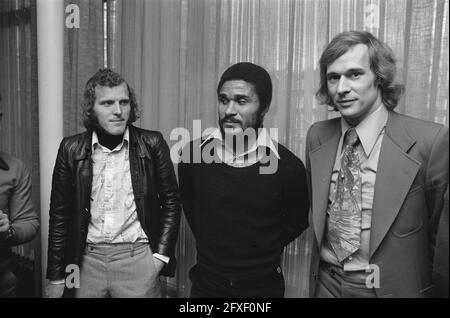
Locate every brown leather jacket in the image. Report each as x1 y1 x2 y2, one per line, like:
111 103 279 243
46 126 181 283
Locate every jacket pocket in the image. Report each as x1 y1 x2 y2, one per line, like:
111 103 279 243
419 284 435 298
390 186 425 238
406 185 423 197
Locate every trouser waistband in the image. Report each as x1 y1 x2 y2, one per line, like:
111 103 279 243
319 261 370 285
192 264 282 287
85 242 150 257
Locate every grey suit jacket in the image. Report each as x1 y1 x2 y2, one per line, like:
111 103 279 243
305 110 449 297
0 151 39 272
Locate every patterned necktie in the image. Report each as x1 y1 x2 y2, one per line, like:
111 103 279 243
327 128 363 262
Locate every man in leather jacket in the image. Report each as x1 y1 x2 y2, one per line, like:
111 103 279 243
45 69 181 298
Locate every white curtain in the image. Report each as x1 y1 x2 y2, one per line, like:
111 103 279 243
105 0 449 297
63 0 104 136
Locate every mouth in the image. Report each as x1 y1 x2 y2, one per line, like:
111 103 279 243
222 119 241 127
337 99 357 106
110 120 125 126
224 121 238 125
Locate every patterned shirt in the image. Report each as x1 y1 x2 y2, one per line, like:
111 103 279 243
87 128 149 243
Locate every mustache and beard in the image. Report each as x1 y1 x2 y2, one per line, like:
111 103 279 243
218 113 265 154
219 113 263 136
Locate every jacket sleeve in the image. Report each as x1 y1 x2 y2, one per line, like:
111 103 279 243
426 125 449 260
2 162 39 246
305 124 314 228
152 132 182 258
177 143 196 239
47 139 72 280
281 153 310 246
432 184 449 297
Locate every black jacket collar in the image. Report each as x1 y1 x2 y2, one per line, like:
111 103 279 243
73 125 151 161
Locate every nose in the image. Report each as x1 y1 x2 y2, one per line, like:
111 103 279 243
112 102 122 115
225 100 237 116
337 76 350 95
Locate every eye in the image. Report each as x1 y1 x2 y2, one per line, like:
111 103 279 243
102 100 114 106
219 97 229 104
327 74 340 83
237 99 247 105
120 100 130 106
351 72 362 79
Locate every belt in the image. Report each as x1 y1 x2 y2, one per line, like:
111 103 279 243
320 261 370 284
85 242 149 257
192 264 282 287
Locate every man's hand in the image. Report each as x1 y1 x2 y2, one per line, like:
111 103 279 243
152 256 165 274
45 281 65 298
0 210 10 233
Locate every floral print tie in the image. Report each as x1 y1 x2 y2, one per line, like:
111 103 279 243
327 128 362 262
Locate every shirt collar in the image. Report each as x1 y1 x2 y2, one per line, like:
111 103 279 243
200 128 223 146
341 104 388 156
200 127 280 159
92 127 130 151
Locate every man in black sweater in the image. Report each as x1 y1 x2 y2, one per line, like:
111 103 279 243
178 62 309 298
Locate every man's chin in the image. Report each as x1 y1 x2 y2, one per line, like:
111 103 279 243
221 126 243 136
109 131 125 136
97 125 126 136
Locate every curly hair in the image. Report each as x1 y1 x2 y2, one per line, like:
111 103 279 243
82 68 140 130
217 62 273 115
316 31 404 110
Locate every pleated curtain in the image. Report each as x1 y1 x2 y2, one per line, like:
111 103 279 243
0 0 40 296
63 0 104 136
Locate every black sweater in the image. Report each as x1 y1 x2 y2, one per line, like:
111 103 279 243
178 141 309 279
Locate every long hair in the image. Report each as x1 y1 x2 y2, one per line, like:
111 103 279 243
316 31 404 110
82 68 140 130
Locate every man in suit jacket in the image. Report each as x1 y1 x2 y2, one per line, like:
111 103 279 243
0 93 39 298
306 31 448 297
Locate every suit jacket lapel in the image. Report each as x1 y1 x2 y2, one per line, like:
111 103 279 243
370 111 420 257
310 120 341 246
0 155 9 170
